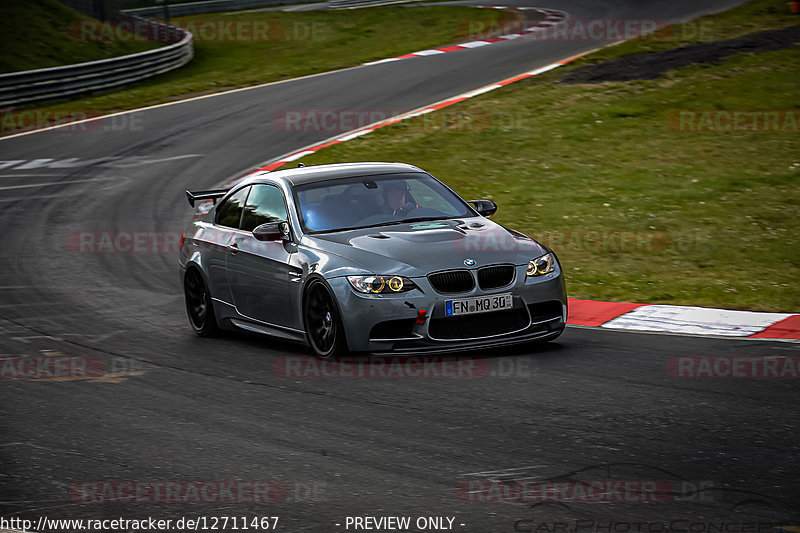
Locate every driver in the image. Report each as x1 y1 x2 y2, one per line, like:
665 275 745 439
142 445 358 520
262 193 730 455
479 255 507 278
383 181 417 216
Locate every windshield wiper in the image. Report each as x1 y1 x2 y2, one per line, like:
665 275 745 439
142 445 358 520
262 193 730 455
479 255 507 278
399 216 452 223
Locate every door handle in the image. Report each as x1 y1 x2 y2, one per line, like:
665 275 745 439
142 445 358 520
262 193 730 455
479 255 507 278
228 242 239 254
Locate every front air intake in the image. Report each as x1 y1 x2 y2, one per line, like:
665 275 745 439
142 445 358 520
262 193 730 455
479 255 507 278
427 270 474 294
477 264 515 290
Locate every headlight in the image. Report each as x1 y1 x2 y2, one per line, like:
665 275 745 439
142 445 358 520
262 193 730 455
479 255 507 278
527 253 556 277
347 275 417 294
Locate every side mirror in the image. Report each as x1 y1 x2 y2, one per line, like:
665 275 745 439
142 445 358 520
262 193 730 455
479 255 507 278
469 200 497 217
253 221 289 241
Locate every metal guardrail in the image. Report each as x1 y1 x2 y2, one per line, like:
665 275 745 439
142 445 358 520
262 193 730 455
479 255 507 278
0 15 193 109
122 0 309 17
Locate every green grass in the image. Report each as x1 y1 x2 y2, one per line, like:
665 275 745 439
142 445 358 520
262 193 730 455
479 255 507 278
574 0 800 65
6 6 512 118
0 0 161 73
293 0 800 312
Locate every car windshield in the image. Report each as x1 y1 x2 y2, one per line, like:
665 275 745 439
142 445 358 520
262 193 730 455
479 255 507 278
293 173 474 233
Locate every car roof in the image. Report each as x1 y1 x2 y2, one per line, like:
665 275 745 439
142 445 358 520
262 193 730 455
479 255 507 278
249 162 425 187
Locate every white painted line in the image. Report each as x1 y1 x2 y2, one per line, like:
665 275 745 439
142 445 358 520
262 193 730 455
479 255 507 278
404 108 435 118
459 41 492 48
337 129 374 141
0 178 115 191
459 85 503 99
527 63 561 75
282 150 316 162
500 33 522 39
602 306 793 337
0 173 56 178
413 50 446 56
363 57 402 66
462 464 549 476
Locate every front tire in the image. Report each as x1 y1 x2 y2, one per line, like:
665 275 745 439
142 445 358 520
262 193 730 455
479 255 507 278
184 267 219 337
303 279 346 358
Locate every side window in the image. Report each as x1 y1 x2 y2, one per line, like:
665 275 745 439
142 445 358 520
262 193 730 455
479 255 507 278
241 184 288 232
216 186 250 228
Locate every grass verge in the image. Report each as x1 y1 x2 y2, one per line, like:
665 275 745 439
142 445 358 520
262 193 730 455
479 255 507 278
293 0 800 312
0 0 161 74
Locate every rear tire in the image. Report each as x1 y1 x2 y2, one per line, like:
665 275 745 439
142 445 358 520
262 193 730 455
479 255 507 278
184 267 219 337
303 279 346 358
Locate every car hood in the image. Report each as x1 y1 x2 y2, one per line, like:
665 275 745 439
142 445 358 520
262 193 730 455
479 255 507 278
304 217 547 276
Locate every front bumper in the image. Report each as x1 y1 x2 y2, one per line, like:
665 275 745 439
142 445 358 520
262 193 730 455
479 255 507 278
328 264 567 354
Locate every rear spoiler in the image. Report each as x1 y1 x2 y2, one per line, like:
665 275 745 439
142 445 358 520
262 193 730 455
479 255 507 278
185 189 228 207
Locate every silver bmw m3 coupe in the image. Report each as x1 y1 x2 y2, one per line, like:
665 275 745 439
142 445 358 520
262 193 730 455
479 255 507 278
180 162 566 357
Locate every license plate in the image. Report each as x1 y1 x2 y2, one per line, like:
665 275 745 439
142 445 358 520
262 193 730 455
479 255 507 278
445 293 513 317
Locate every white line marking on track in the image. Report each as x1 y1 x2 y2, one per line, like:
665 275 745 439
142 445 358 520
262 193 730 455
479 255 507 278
413 50 446 56
460 85 502 98
527 63 561 75
460 41 492 48
337 129 374 141
0 174 56 178
461 465 550 476
283 150 316 162
0 178 115 191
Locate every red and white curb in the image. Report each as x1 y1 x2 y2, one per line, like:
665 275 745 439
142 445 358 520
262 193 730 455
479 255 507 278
241 50 589 178
568 298 800 340
364 7 567 66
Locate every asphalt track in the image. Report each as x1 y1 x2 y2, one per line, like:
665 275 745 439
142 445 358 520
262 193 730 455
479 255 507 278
1 0 799 530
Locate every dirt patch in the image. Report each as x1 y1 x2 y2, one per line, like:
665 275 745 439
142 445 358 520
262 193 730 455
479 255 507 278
561 25 800 84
